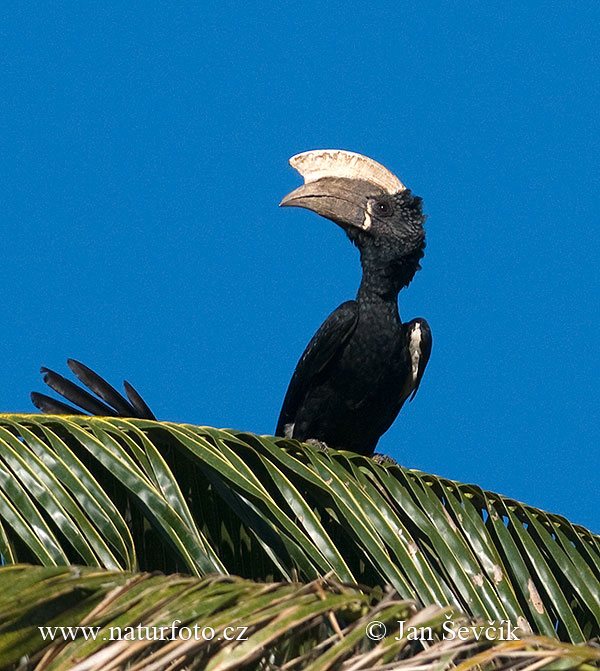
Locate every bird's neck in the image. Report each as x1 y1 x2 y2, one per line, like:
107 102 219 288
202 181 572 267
356 250 420 305
356 267 400 307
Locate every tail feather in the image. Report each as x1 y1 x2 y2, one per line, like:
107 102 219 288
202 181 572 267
40 367 118 417
30 392 85 415
124 380 157 420
67 359 137 417
32 361 155 420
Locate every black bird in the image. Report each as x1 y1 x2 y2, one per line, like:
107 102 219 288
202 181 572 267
31 150 431 457
275 150 431 456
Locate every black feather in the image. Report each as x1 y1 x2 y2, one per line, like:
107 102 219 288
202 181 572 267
124 380 156 420
67 359 137 416
40 367 118 416
32 362 155 420
30 392 85 415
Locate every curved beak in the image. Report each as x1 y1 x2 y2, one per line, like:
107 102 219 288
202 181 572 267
280 177 375 231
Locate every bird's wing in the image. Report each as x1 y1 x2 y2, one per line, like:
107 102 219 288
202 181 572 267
31 359 156 419
276 300 359 437
405 318 432 401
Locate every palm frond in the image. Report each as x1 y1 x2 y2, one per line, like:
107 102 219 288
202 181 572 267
1 414 599 641
1 565 599 671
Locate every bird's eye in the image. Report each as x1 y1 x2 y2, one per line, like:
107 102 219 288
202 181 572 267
372 199 393 216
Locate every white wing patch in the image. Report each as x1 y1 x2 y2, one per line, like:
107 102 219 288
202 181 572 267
283 422 295 439
409 322 422 384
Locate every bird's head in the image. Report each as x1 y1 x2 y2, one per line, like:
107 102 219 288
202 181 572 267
280 150 426 283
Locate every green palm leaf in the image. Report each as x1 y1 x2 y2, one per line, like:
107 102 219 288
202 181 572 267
0 414 599 642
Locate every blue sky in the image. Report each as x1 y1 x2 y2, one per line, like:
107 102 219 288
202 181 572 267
3 2 599 530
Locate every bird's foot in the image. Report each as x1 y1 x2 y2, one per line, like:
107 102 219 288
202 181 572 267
305 438 331 453
371 453 399 466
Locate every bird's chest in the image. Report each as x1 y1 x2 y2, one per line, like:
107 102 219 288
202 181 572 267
336 311 408 408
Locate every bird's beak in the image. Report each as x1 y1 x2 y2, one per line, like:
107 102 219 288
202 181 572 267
279 177 374 231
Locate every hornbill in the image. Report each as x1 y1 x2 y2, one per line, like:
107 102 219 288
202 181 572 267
275 150 431 456
31 150 431 457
